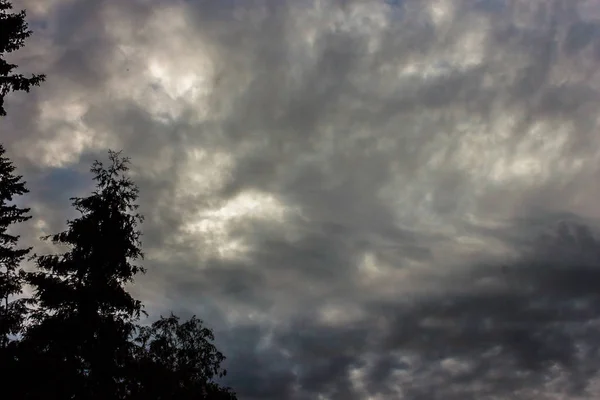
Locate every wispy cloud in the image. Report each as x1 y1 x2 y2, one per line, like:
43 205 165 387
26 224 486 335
5 0 600 398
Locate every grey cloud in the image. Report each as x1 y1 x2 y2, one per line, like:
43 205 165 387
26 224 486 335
211 217 600 399
6 0 600 398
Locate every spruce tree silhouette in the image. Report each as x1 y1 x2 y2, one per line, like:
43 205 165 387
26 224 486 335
18 152 238 400
0 144 31 349
25 151 145 399
0 0 45 116
0 145 32 400
0 2 45 397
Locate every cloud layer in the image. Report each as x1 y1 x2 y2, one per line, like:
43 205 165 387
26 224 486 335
5 0 600 398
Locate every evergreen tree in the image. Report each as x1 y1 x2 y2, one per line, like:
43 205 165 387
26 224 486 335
25 151 145 399
130 314 237 400
0 0 45 116
0 144 30 347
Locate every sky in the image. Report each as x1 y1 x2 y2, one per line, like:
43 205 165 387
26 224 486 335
4 0 600 398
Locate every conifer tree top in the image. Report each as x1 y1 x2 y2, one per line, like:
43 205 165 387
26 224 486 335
0 0 45 116
0 143 31 346
28 151 145 318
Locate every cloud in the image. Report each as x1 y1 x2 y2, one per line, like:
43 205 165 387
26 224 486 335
4 0 600 398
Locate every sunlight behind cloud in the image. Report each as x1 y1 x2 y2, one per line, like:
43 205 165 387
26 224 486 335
177 148 234 198
22 100 111 167
202 191 288 221
182 190 293 260
318 303 365 327
105 2 215 123
428 0 455 27
146 54 213 110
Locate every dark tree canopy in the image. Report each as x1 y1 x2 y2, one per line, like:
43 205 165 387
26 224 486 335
14 151 238 400
0 0 45 116
24 151 146 399
0 144 30 347
130 314 237 400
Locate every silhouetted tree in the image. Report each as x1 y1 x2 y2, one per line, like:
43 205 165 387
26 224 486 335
0 146 31 399
5 150 239 399
0 144 30 348
129 313 237 400
1 5 238 396
0 0 45 116
24 151 145 399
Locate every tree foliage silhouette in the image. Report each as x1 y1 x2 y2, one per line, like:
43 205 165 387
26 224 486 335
0 144 31 347
17 152 238 400
25 151 146 399
0 0 45 116
0 3 237 398
130 313 237 399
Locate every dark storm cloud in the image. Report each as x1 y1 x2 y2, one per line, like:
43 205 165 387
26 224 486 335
5 0 600 398
209 217 600 399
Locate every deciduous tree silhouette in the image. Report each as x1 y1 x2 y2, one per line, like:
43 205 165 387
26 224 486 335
129 313 237 400
0 0 45 116
24 151 146 399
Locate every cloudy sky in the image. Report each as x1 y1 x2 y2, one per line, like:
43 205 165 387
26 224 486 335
4 0 600 398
